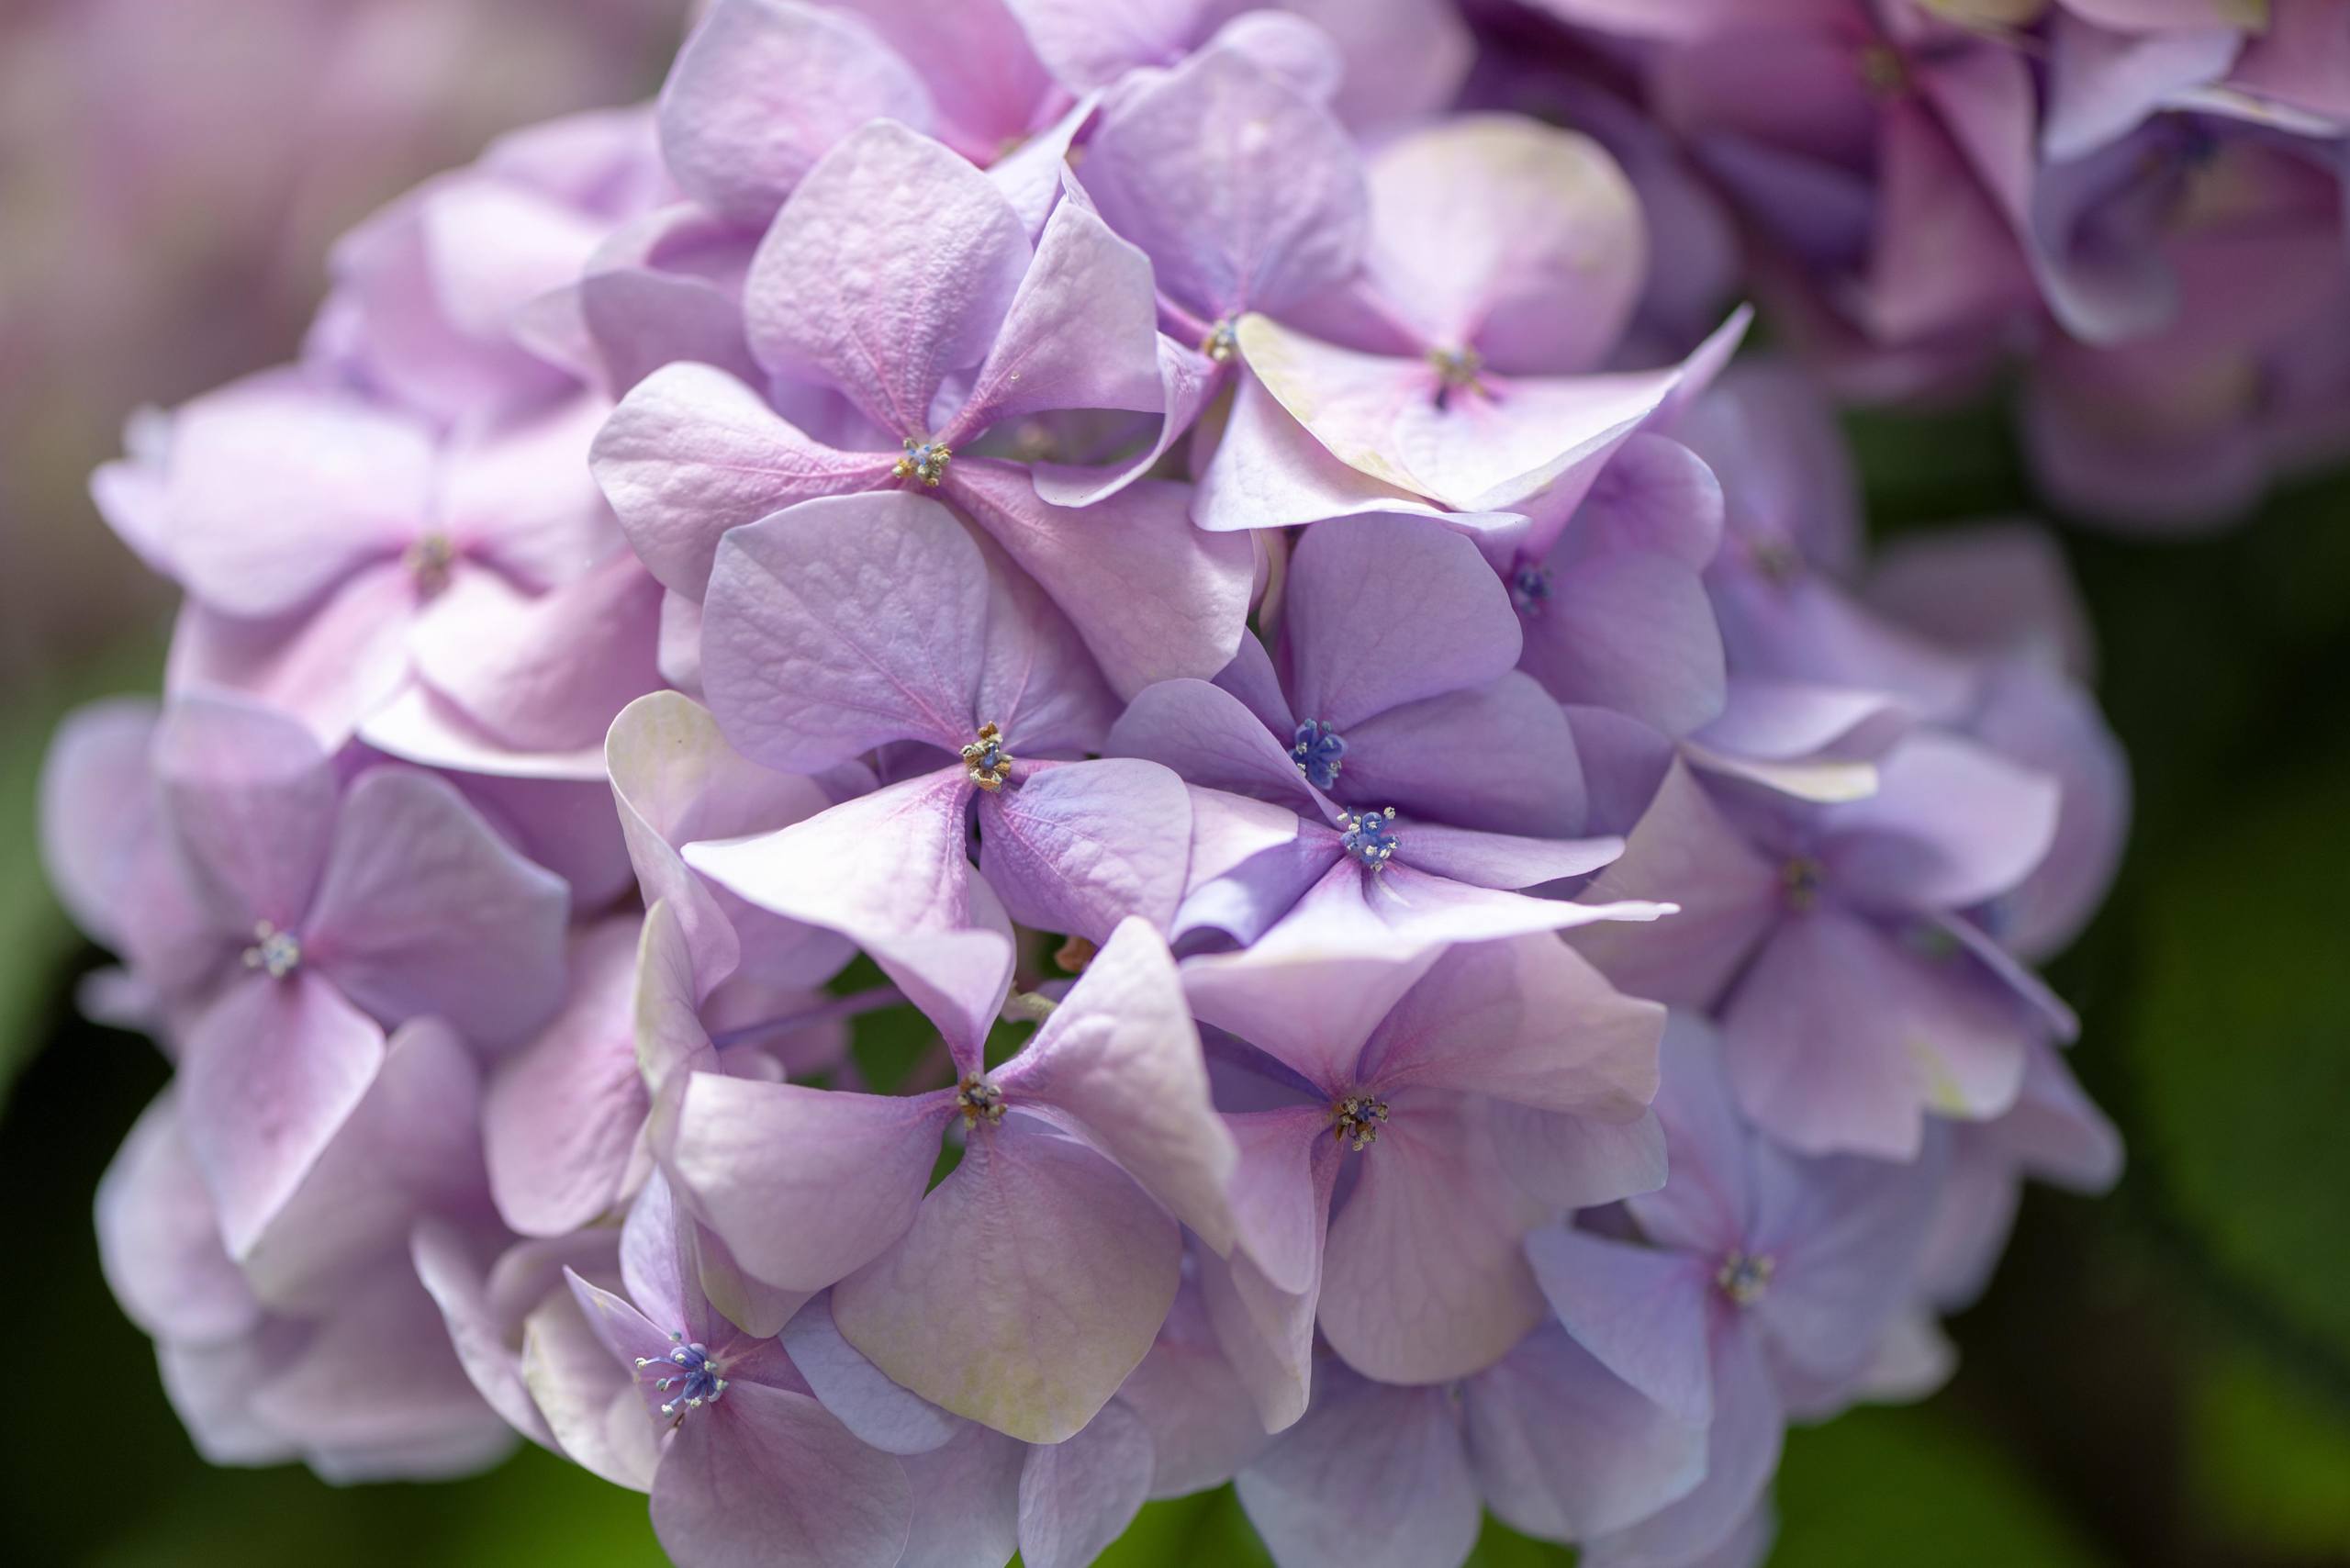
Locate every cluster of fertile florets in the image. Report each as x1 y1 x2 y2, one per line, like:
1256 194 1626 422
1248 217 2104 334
44 4 2155 1567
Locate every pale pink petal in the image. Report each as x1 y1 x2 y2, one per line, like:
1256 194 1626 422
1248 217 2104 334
833 1120 1181 1443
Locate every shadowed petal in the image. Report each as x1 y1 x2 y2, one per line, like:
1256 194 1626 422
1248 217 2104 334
834 1119 1181 1443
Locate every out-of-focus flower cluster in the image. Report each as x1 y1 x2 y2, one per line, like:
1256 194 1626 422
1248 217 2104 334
1500 0 2350 532
40 3 2146 1565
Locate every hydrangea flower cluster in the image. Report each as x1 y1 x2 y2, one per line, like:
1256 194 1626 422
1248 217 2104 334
1507 0 2350 532
42 4 2137 1565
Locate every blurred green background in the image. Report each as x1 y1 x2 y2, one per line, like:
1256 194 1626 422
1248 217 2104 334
4 7 2348 1566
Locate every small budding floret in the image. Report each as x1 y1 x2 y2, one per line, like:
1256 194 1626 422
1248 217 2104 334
962 722 1013 792
1333 1094 1391 1151
1782 857 1824 912
403 532 456 595
636 1331 728 1422
241 920 302 980
956 1075 1006 1128
1339 807 1401 872
893 437 953 487
1290 720 1347 790
1201 319 1238 363
1716 1251 1775 1307
1750 536 1804 584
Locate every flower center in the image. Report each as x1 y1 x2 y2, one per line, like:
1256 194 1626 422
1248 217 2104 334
1509 562 1551 618
1782 857 1824 912
636 1332 728 1422
961 722 1013 792
893 437 953 487
1428 344 1484 410
1290 720 1347 790
1857 41 1908 99
403 532 456 595
241 920 301 980
1338 807 1401 872
1750 536 1803 584
1716 1251 1775 1307
956 1075 1006 1128
1333 1094 1391 1151
1201 319 1238 364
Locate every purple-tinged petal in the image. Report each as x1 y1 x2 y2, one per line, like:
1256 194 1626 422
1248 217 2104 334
411 1225 579 1454
1184 942 1441 1098
996 918 1239 1250
1082 46 1367 322
1570 761 1782 1008
241 1018 486 1312
834 1119 1181 1443
1525 1226 1714 1428
1487 1102 1670 1212
1583 1321 1783 1568
2044 15 2239 162
1169 791 1337 947
1364 936 1662 1116
1465 1322 1707 1542
1821 732 2062 913
1191 367 1487 533
651 1380 912 1568
305 767 570 1045
1002 0 1215 89
744 121 1029 435
180 972 385 1260
659 0 934 227
1237 1364 1481 1568
154 694 335 935
162 383 431 619
522 1286 664 1491
1319 1093 1550 1383
484 919 647 1238
1748 1139 1945 1388
781 1294 960 1456
1625 1014 1757 1259
95 1092 259 1345
1363 115 1646 375
1118 1306 1272 1496
842 0 1057 155
1393 823 1625 889
607 692 845 998
666 1075 948 1294
409 553 662 756
1108 677 1325 811
899 1423 1025 1568
1723 908 2030 1160
1239 313 1737 519
1284 0 1471 132
247 1263 517 1481
686 771 1016 1055
1970 666 2131 961
947 198 1164 437
1519 551 1727 739
590 364 899 599
703 492 992 767
1284 513 1522 729
978 759 1193 942
167 569 420 752
1195 1238 1322 1434
1333 675 1588 836
946 461 1252 698
39 698 162 949
1016 1398 1156 1568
